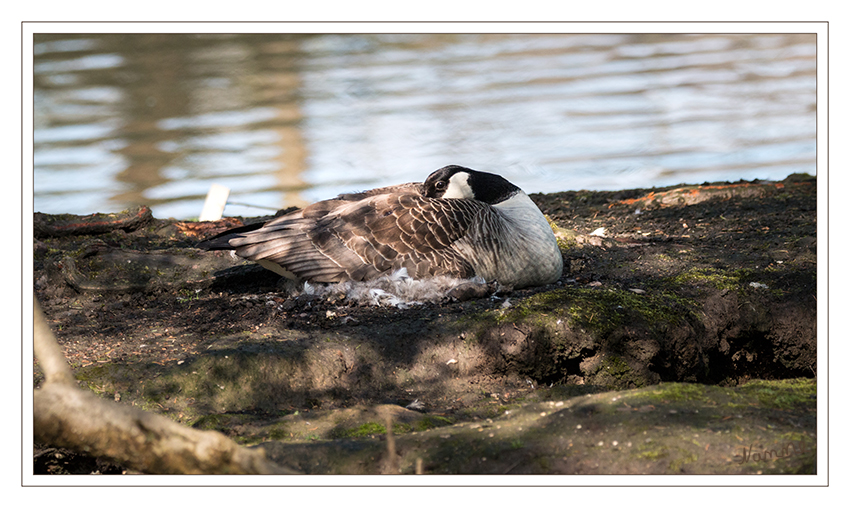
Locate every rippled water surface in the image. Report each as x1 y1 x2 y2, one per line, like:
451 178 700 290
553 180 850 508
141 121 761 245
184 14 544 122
32 33 817 219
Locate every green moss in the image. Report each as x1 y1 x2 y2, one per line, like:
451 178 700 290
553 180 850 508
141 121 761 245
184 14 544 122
636 448 667 460
619 380 816 417
604 355 630 375
639 382 711 403
392 422 413 434
267 423 291 440
778 431 813 443
497 287 695 341
414 415 454 431
581 354 644 389
330 421 387 439
546 216 578 251
668 450 700 472
452 286 702 389
736 378 816 410
665 267 764 293
669 267 740 290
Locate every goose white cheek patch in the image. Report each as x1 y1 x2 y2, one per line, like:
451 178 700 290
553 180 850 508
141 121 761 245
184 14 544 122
442 172 474 199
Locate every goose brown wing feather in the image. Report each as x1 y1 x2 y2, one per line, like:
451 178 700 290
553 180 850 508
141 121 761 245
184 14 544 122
316 193 481 280
199 190 482 282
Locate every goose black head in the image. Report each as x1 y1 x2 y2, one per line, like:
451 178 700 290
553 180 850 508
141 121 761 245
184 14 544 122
424 165 521 204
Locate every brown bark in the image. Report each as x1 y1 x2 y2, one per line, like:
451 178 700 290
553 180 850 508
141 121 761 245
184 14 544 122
33 297 297 475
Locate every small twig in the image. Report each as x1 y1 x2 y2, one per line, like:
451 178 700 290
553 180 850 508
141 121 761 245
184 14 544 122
384 414 398 474
502 458 524 474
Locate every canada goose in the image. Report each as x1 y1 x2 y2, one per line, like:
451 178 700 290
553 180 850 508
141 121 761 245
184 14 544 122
197 165 564 289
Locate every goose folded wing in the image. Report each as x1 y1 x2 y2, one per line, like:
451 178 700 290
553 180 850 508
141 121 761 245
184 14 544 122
310 194 482 281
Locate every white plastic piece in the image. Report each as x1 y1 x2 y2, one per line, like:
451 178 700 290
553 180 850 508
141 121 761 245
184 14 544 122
199 184 230 221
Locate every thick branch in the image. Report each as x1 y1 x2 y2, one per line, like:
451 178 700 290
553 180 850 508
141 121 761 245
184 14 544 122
33 297 296 475
33 297 75 386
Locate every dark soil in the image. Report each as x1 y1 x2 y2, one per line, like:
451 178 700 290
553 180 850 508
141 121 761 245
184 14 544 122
32 174 817 475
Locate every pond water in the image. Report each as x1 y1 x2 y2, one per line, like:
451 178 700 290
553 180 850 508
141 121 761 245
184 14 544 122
32 33 817 220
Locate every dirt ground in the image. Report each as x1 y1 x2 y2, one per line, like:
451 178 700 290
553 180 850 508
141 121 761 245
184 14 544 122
32 174 817 475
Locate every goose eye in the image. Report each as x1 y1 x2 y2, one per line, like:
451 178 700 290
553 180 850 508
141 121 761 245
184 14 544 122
435 181 446 190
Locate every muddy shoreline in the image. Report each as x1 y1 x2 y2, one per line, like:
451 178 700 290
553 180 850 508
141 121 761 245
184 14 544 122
32 175 817 475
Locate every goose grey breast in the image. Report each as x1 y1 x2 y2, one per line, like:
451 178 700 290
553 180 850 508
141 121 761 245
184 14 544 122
452 191 563 289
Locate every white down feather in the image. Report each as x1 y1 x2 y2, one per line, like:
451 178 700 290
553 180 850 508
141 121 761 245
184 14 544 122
301 268 487 308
